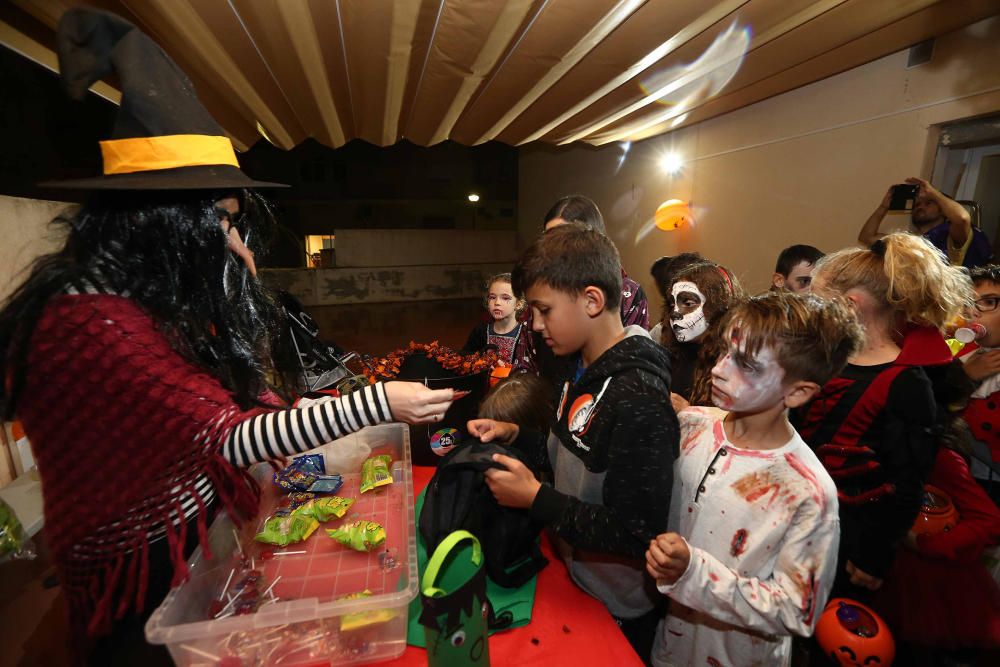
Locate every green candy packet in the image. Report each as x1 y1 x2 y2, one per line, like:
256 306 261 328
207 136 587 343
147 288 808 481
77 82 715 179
0 498 34 562
293 496 355 522
254 514 320 546
360 454 393 494
327 520 386 552
339 589 396 631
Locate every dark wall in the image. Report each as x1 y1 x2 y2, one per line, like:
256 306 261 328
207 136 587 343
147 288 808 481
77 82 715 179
0 45 115 202
0 47 519 268
240 139 518 267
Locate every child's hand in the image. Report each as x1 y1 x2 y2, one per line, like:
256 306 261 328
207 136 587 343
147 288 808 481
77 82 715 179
645 533 690 585
484 453 541 509
845 561 883 591
963 349 1000 381
467 419 520 445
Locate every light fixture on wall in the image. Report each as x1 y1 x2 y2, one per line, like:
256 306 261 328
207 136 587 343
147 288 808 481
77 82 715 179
659 152 684 174
655 199 692 230
467 193 481 202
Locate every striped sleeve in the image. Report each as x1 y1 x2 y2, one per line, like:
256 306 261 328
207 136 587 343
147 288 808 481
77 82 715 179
222 383 392 467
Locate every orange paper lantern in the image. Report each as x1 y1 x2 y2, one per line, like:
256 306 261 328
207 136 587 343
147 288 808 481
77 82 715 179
654 199 692 231
816 598 895 666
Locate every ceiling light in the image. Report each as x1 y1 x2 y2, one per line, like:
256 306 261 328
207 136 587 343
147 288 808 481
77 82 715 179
467 194 481 202
659 153 684 174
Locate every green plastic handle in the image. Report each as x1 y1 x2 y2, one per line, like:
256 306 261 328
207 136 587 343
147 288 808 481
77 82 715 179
422 530 483 599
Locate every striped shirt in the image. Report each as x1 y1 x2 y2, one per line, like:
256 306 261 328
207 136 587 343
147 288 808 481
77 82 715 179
64 272 392 545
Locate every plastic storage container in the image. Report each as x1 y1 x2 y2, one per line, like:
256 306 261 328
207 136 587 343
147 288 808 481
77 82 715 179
145 423 417 666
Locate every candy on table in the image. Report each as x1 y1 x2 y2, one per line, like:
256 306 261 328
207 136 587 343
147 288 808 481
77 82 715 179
360 454 393 494
292 496 355 522
254 514 319 547
285 491 316 509
338 589 397 631
275 455 343 494
327 520 386 552
183 619 376 666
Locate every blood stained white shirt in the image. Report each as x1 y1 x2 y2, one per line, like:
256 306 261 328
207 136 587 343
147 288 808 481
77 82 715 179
652 407 840 667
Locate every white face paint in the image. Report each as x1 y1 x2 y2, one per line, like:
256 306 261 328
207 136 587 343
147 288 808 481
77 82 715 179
670 281 708 343
710 340 786 413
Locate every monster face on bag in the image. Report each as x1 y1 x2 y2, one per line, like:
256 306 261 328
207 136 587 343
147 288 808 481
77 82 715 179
426 596 490 665
420 531 493 667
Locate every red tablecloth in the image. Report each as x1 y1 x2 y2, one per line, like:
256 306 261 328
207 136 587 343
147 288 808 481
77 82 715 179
384 466 644 666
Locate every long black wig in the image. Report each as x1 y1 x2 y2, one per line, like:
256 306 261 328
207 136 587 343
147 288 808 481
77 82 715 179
0 188 302 418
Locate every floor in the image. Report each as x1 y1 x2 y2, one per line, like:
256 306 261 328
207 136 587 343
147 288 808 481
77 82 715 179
1 298 485 666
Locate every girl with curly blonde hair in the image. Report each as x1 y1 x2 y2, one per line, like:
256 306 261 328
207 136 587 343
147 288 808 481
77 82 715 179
794 232 975 603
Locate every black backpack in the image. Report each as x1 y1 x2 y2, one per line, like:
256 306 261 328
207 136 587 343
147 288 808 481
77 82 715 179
419 440 548 588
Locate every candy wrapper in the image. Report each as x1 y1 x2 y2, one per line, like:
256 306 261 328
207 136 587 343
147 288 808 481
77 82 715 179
308 474 343 494
339 589 396 631
275 456 343 494
327 520 386 551
360 455 393 494
292 454 326 475
0 498 35 563
287 491 316 509
293 496 355 522
274 467 317 492
255 514 320 547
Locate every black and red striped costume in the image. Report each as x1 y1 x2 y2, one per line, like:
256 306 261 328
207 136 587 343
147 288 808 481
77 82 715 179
793 327 952 590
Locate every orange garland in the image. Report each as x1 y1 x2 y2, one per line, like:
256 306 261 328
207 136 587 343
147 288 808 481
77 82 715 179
364 340 499 383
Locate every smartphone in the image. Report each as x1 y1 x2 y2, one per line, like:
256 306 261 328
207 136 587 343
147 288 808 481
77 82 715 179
888 183 920 211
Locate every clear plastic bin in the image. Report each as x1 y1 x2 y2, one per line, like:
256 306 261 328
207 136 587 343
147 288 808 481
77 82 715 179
145 424 416 666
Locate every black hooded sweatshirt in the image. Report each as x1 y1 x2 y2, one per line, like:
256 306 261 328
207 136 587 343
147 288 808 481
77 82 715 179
516 327 680 618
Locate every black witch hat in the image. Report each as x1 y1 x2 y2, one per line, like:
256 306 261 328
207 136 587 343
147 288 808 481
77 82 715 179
40 8 285 190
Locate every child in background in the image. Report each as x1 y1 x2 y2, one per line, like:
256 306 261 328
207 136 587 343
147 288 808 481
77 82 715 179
796 233 974 601
658 261 743 411
478 373 552 434
871 426 1000 664
647 252 704 344
462 272 524 365
468 223 678 658
770 244 824 293
957 264 1000 499
647 292 858 667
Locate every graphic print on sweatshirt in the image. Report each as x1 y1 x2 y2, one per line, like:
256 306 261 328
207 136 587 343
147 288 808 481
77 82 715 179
557 376 613 449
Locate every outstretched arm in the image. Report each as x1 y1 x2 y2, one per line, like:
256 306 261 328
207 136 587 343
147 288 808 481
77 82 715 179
858 186 893 246
907 176 971 246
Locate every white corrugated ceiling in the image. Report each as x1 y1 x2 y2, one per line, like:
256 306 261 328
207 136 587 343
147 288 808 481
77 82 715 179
3 0 998 151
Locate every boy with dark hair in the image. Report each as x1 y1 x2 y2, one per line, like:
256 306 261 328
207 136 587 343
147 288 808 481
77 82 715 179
469 222 679 657
771 244 824 293
959 264 1000 497
647 292 860 666
512 196 649 383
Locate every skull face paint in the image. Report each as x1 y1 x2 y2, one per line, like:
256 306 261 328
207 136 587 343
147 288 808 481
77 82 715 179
710 339 786 413
670 281 709 342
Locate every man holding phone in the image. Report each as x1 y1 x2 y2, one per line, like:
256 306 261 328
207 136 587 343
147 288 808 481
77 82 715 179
858 176 994 268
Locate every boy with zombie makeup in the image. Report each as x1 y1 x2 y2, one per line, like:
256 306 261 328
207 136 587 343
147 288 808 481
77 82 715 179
468 222 679 658
647 292 861 667
657 262 743 412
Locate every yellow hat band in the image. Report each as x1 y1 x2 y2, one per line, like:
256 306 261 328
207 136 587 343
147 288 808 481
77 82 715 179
99 134 239 175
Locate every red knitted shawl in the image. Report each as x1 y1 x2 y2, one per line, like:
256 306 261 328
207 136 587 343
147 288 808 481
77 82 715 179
17 294 265 646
